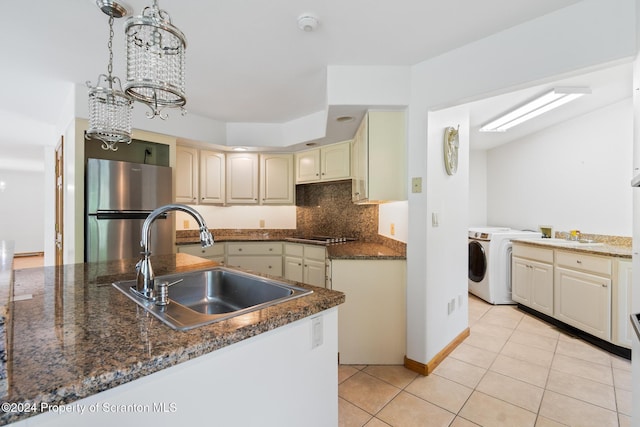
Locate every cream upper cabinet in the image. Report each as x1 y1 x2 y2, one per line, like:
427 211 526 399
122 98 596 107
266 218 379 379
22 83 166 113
352 111 406 204
226 152 259 204
320 142 351 181
554 251 612 341
175 146 198 204
295 141 351 184
200 150 225 204
295 150 321 183
260 154 294 204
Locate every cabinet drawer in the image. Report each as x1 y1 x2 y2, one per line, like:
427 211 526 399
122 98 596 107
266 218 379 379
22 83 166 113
304 245 326 261
178 244 225 258
555 250 611 276
285 243 304 257
512 244 553 263
227 242 283 256
226 255 283 276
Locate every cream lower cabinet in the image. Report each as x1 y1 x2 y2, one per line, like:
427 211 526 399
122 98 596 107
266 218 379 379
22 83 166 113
284 244 327 287
330 259 406 364
511 245 554 316
554 251 612 341
177 243 225 265
226 242 283 276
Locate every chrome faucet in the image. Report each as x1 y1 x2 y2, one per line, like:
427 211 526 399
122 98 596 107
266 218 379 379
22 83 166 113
135 204 214 300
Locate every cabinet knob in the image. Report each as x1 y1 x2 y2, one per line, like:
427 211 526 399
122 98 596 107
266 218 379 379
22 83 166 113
268 266 272 269
602 284 608 287
576 260 582 264
238 248 242 252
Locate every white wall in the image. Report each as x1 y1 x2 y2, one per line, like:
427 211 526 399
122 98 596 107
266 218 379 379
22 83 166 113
378 201 408 243
175 205 296 230
486 98 633 235
0 167 44 253
469 150 488 227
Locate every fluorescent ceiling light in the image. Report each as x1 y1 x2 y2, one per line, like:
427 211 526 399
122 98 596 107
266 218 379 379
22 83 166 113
479 87 591 132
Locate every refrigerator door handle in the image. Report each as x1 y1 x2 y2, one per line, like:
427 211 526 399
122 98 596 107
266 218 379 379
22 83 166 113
94 211 168 220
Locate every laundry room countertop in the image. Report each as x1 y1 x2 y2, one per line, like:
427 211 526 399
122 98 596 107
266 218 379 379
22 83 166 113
511 236 631 258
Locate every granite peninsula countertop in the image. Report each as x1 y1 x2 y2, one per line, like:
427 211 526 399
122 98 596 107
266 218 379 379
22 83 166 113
1 253 344 425
511 238 632 258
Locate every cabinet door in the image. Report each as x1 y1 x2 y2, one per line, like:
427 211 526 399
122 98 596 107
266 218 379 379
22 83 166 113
260 154 294 204
295 150 320 183
200 150 225 204
321 141 350 181
613 259 633 348
530 260 554 316
351 116 368 202
304 259 326 288
284 256 304 282
554 267 611 340
226 153 259 204
511 257 531 305
176 146 198 204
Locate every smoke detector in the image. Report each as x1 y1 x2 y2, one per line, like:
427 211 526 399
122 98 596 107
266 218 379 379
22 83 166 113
297 15 319 32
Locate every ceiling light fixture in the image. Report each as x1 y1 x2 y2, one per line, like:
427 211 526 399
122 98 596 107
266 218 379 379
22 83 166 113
124 0 187 119
336 116 354 123
86 0 134 151
479 87 591 132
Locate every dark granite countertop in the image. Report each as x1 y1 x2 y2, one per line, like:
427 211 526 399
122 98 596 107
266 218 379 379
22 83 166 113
326 242 405 260
176 235 406 260
1 254 344 425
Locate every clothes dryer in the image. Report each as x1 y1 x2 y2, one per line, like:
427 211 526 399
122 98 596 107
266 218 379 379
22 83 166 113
468 227 541 304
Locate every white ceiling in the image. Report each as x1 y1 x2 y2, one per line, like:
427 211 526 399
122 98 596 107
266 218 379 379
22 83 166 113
3 0 630 153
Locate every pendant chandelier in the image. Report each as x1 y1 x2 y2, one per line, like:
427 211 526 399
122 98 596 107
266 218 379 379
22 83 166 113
124 0 187 119
86 1 133 151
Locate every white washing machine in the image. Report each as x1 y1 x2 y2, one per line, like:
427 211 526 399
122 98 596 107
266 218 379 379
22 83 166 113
468 227 542 304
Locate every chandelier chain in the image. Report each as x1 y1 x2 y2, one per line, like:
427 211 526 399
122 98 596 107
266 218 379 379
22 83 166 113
107 16 114 80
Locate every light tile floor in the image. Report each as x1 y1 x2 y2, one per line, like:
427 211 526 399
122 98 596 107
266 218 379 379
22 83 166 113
338 294 632 427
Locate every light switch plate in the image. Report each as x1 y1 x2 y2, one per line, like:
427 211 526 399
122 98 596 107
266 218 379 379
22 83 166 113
412 177 422 193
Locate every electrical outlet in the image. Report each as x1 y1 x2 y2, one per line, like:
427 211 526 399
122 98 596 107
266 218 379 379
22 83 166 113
390 223 395 236
183 220 190 229
259 219 265 228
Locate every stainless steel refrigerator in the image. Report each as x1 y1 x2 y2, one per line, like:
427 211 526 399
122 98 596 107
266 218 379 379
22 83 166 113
85 158 174 263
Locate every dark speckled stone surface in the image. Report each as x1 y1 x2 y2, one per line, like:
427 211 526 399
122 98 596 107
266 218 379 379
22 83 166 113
1 253 344 425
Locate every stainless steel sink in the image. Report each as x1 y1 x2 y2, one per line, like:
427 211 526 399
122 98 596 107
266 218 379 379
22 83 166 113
113 267 313 330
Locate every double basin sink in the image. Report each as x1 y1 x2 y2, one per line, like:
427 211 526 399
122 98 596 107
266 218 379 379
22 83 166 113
113 267 313 330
